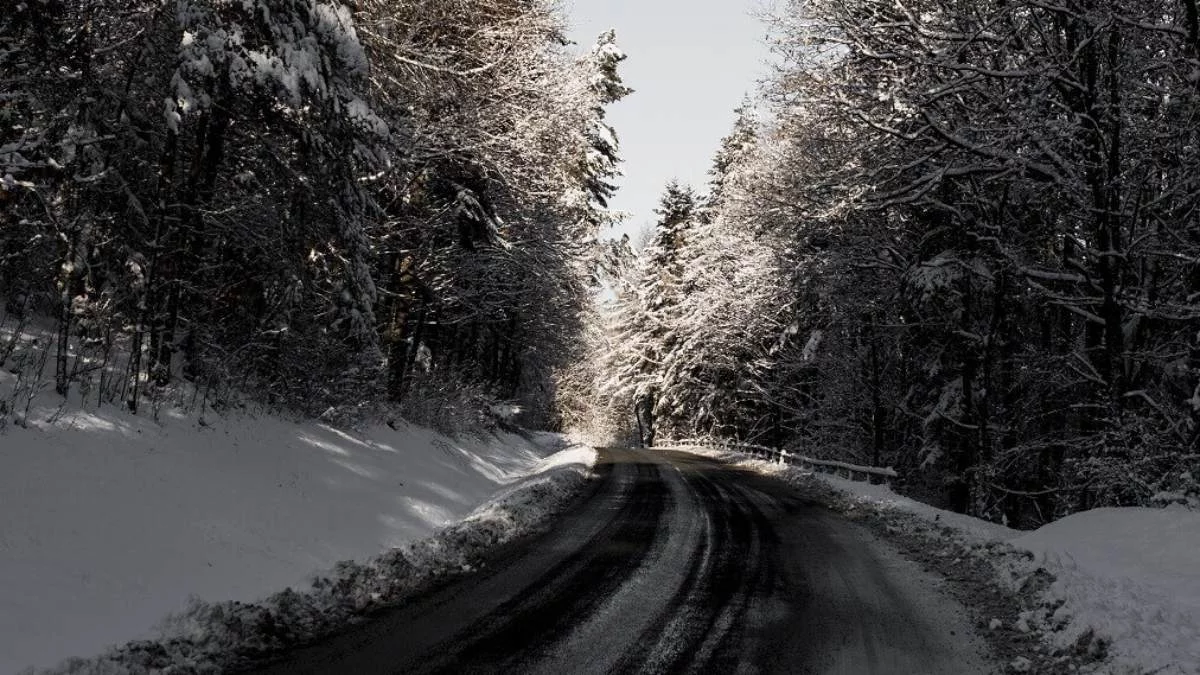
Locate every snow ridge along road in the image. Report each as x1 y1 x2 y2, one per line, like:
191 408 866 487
248 448 990 674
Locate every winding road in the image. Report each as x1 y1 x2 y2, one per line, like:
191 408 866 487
249 448 991 674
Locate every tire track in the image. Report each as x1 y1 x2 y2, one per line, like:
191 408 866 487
666 470 768 673
413 459 671 673
609 468 720 672
619 466 769 673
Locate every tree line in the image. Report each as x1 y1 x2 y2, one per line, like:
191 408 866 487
593 0 1200 527
1 0 629 428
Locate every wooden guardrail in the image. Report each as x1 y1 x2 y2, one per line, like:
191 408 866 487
655 438 898 485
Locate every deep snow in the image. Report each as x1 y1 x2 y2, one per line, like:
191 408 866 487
0 385 595 674
1011 507 1200 674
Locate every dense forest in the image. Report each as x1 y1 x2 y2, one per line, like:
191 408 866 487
1 0 629 429
592 0 1200 527
7 0 1200 530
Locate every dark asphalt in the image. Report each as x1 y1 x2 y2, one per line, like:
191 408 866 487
248 448 990 674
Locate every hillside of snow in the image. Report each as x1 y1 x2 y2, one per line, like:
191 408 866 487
0 387 593 674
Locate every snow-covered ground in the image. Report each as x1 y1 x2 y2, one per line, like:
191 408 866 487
682 446 1200 675
1010 507 1200 674
0 384 596 674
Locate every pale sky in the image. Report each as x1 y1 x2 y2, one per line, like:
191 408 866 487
566 1 772 241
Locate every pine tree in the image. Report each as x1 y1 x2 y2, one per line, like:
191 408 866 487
594 181 701 444
705 96 759 214
576 30 633 235
0 0 621 430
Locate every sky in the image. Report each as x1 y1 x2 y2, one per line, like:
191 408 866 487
565 1 773 242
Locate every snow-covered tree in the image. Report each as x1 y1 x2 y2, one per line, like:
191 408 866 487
704 96 758 215
591 0 1200 524
0 0 620 430
745 0 1200 522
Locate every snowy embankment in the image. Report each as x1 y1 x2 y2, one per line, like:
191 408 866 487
1009 506 1200 674
671 446 1200 674
0 388 596 674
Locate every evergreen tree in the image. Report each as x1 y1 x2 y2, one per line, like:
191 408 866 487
705 96 759 214
576 30 633 235
593 181 700 444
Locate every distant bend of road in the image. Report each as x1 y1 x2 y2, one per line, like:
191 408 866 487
247 448 991 675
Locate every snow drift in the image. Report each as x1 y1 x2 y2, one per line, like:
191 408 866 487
0 395 595 674
819 474 1200 672
1011 507 1200 674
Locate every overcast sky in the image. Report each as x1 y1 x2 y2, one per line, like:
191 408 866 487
566 1 772 242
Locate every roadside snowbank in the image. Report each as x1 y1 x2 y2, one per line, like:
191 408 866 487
0 397 595 674
1011 507 1200 674
689 446 1200 675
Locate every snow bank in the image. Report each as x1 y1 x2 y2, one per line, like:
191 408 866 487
817 474 1021 543
0 394 595 674
1012 507 1200 674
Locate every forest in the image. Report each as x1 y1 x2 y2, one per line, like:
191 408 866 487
6 0 1200 530
587 0 1200 527
1 0 628 430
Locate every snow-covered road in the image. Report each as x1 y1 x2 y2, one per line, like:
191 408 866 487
246 448 992 674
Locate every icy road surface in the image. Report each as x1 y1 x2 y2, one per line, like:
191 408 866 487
247 448 990 674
